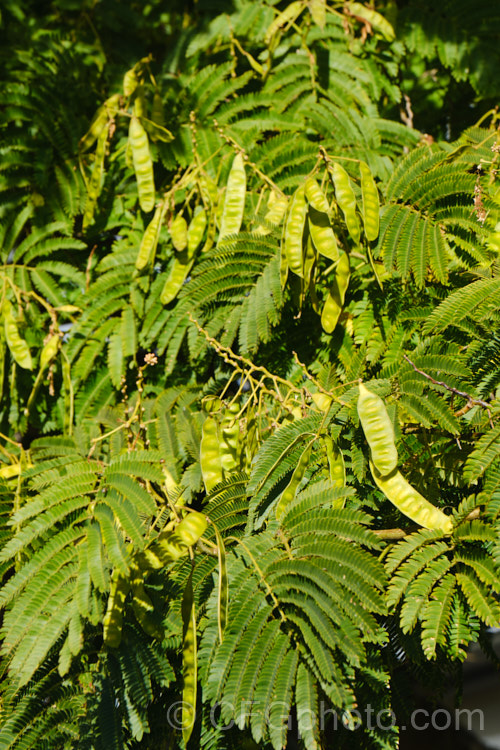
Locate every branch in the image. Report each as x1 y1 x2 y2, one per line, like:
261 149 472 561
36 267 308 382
403 355 491 412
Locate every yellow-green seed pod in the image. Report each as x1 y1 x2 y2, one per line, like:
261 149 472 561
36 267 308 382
280 241 289 289
40 333 60 369
329 162 361 244
255 190 288 235
309 0 326 28
357 382 398 476
181 575 197 745
103 572 130 648
129 115 155 213
276 442 313 520
151 92 165 127
3 301 32 370
160 248 195 305
303 234 316 287
370 462 453 533
170 214 188 252
187 207 207 253
305 177 330 213
200 414 223 492
136 204 162 270
218 153 246 243
311 392 332 412
323 435 345 495
284 185 307 277
123 68 139 98
359 162 380 242
321 251 350 334
82 122 109 228
345 2 395 41
308 206 339 262
220 401 241 476
265 0 306 43
175 511 208 547
0 463 22 479
79 94 120 153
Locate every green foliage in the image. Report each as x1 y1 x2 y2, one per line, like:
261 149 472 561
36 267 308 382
1 1 500 748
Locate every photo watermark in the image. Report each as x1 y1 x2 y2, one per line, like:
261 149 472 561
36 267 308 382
165 700 485 734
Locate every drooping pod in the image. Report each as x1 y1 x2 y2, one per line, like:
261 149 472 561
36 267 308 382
359 162 380 242
275 441 313 521
357 382 398 476
254 190 288 235
40 333 60 369
103 571 130 648
3 300 32 370
160 247 196 305
370 462 453 534
136 204 163 270
305 177 339 262
218 153 246 244
329 162 361 244
323 435 346 492
187 207 207 253
200 414 223 492
284 185 307 277
129 115 155 212
345 2 395 41
265 0 306 43
321 251 350 334
82 122 109 228
170 214 188 252
79 94 120 153
305 177 330 213
181 574 197 745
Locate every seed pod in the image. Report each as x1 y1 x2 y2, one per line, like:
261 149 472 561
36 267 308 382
187 207 207 253
309 0 326 28
181 574 197 745
130 564 163 639
305 177 330 213
200 414 223 492
265 0 306 43
220 401 241 476
123 68 139 98
218 153 246 243
79 94 120 153
370 462 453 533
136 204 162 270
103 571 130 648
175 511 208 547
323 435 345 494
345 2 395 41
329 162 361 244
321 251 350 334
151 92 165 127
3 300 32 370
40 333 60 369
255 190 288 235
276 441 313 521
308 206 339 262
129 115 155 213
359 162 380 242
284 185 307 277
160 247 195 305
170 214 188 252
0 463 21 479
357 382 398 476
82 122 109 228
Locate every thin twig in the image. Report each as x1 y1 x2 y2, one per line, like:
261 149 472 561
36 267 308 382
403 355 491 411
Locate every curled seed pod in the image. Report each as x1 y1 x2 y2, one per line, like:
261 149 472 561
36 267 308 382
218 153 246 243
187 207 207 253
276 441 313 521
181 575 197 745
136 204 162 270
170 214 188 252
40 333 60 369
359 162 380 242
103 572 130 648
329 162 361 244
370 462 453 533
129 115 155 213
200 414 223 492
3 300 32 370
284 185 307 277
321 251 350 334
357 382 398 476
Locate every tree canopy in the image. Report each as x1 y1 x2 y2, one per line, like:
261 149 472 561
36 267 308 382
1 1 500 748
